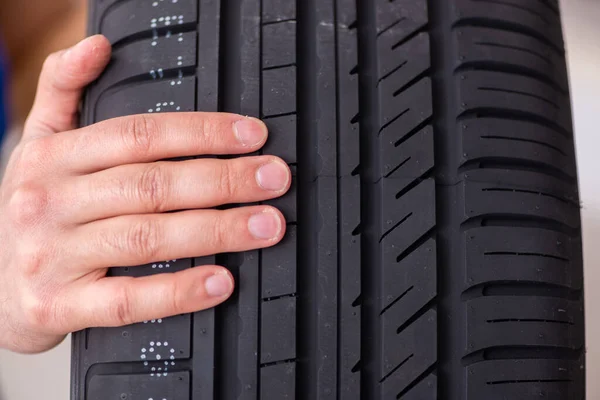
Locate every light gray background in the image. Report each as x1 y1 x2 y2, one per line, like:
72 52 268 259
1 1 599 399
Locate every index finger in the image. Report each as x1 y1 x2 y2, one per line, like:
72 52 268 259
52 113 268 173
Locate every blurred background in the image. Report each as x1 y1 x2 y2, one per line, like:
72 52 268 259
0 0 598 399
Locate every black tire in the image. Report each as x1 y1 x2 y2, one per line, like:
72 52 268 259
71 0 585 399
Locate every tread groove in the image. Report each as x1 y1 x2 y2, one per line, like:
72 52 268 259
453 18 563 54
486 318 573 326
462 281 582 301
461 214 577 236
462 346 583 367
474 41 551 64
458 107 571 138
484 251 569 262
480 135 567 156
460 157 577 184
457 62 566 94
481 188 578 206
470 0 549 23
477 86 559 109
357 0 382 398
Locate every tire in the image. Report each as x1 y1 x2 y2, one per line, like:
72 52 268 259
71 0 585 399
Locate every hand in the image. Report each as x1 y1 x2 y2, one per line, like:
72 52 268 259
0 36 290 353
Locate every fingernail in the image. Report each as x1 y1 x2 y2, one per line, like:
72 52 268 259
248 211 282 240
234 117 268 147
205 272 233 297
256 161 290 192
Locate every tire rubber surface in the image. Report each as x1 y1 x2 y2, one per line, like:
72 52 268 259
71 0 585 399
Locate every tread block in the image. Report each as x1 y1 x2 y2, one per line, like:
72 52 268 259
378 78 432 138
262 0 296 24
260 363 296 400
262 226 297 299
91 32 197 99
460 118 577 179
85 313 191 363
455 26 569 90
381 125 434 179
263 113 297 164
466 296 583 353
380 178 435 240
100 0 198 44
457 70 572 132
95 77 196 121
336 23 360 177
264 179 297 223
467 359 584 400
462 169 581 229
87 371 190 400
262 66 297 117
338 176 362 400
381 310 436 397
263 21 297 68
261 297 297 364
374 0 428 36
452 0 564 48
378 32 430 85
381 239 436 314
465 227 582 290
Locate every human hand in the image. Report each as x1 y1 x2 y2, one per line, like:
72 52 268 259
0 35 290 353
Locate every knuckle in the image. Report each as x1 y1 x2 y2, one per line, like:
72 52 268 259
120 115 159 157
17 250 47 279
108 283 135 326
21 290 56 328
19 138 53 170
8 185 51 227
210 214 230 250
126 219 162 261
198 116 220 148
137 164 170 212
216 161 237 200
169 279 188 315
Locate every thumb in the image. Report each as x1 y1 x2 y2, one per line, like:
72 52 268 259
23 35 111 139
